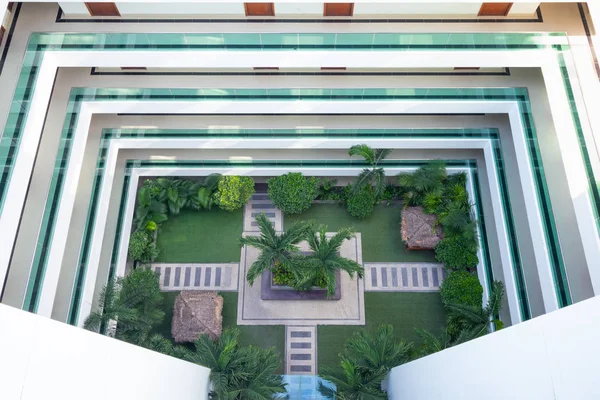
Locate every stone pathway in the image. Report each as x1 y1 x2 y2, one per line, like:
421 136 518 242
151 263 239 291
286 325 317 375
364 262 446 291
243 192 283 232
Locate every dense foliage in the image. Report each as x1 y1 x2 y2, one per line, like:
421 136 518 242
345 185 376 219
348 144 392 200
440 270 483 307
215 175 255 212
128 230 159 263
267 172 320 214
435 235 479 271
186 328 287 400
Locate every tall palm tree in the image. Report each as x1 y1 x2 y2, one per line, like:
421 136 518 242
348 144 391 200
83 278 139 336
239 213 310 285
446 280 505 337
186 328 288 400
319 358 387 400
344 324 413 375
296 225 364 297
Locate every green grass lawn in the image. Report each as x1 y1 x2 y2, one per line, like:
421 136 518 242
285 203 437 262
317 292 446 372
153 291 286 374
155 208 243 263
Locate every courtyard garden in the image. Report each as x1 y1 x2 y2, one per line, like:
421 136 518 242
83 145 505 399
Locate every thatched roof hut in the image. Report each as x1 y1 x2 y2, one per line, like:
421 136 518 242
172 291 223 343
401 206 443 250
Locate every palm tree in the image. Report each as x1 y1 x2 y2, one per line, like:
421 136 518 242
414 326 477 357
319 358 387 400
398 160 447 207
239 213 310 285
446 280 505 337
296 225 364 297
348 144 391 200
186 328 287 400
344 324 413 375
83 278 139 336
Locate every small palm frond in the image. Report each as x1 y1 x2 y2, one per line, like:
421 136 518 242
371 168 387 200
351 168 375 195
349 144 376 164
373 148 391 166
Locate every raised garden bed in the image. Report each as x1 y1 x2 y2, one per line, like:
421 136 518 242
261 269 341 300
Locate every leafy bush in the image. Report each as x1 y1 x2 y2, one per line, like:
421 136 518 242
435 235 479 271
267 173 320 214
440 270 483 307
215 175 255 211
128 230 159 263
345 185 375 218
398 160 447 207
317 178 341 201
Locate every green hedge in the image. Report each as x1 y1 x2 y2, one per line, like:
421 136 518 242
267 173 320 214
345 185 375 218
435 235 479 271
128 230 159 263
440 270 483 307
215 176 255 212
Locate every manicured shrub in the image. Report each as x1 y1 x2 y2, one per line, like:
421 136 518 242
440 270 483 307
435 235 479 271
128 230 159 263
345 185 375 218
215 175 255 212
267 173 320 214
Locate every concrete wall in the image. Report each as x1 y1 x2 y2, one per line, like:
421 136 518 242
0 303 211 400
387 295 600 400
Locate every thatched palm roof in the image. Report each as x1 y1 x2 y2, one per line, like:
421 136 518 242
401 206 443 250
172 291 223 343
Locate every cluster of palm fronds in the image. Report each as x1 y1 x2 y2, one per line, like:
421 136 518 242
240 213 364 297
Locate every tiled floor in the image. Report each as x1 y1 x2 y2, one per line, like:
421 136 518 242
364 262 446 292
286 326 317 375
243 192 283 232
151 263 239 291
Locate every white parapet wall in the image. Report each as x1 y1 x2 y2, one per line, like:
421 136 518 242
387 295 600 400
0 304 211 400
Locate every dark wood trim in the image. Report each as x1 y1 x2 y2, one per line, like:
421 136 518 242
7 2 14 12
120 67 147 70
321 67 347 70
454 67 481 71
85 2 121 17
323 3 354 17
253 67 279 70
244 2 275 17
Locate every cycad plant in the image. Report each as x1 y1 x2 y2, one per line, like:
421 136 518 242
319 358 387 400
83 278 139 336
186 328 288 400
348 144 391 200
414 326 477 357
295 225 364 296
446 280 505 337
344 324 413 375
239 213 311 285
397 159 447 208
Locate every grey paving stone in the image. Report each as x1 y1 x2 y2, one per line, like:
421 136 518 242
251 212 276 217
252 194 271 201
371 267 378 287
381 267 388 287
432 268 440 287
194 267 201 287
184 267 191 287
422 267 429 287
291 331 311 338
251 203 275 209
291 342 311 349
223 267 232 287
402 268 408 287
290 354 311 360
412 267 418 287
215 267 222 287
391 267 398 287
204 267 212 287
290 365 312 373
163 267 171 286
174 267 181 286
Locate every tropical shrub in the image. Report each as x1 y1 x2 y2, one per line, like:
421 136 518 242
345 185 375 218
186 328 287 400
440 270 483 307
128 230 159 263
447 280 505 336
348 144 391 200
215 175 255 212
267 172 320 214
398 160 447 207
317 178 342 201
435 235 479 271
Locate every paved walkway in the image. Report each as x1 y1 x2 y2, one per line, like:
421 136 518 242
286 325 317 375
243 192 283 232
150 263 239 291
364 262 446 291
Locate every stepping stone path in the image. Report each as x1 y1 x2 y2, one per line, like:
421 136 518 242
364 262 446 292
151 263 239 291
244 192 283 232
286 326 317 375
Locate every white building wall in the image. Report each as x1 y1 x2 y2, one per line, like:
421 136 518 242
0 304 211 400
387 296 600 400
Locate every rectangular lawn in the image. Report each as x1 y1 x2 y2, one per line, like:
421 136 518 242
285 203 437 262
155 208 243 263
317 292 446 372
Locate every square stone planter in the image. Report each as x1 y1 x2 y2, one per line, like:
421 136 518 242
260 269 341 300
